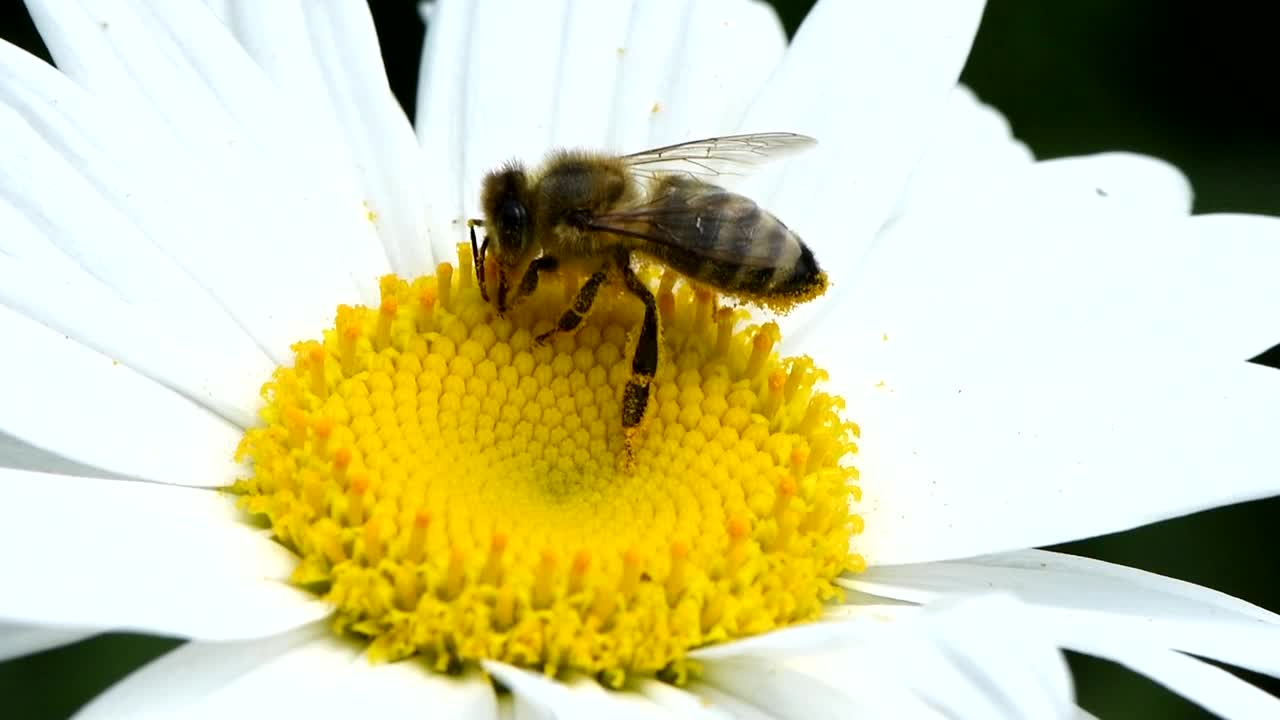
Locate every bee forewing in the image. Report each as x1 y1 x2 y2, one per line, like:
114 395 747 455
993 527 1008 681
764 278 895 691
623 132 817 181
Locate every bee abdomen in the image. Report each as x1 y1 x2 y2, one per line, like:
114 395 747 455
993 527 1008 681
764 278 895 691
770 241 825 301
640 180 828 310
719 215 826 308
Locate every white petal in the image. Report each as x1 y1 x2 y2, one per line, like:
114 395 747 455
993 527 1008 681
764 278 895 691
483 663 667 720
631 678 737 719
700 594 1073 720
0 430 126 479
1062 631 1280 719
415 0 479 264
321 661 499 720
1026 153 1193 216
461 0 566 214
545 1 637 150
0 248 260 428
734 0 985 346
422 0 631 251
682 683 777 719
688 604 930 661
0 39 272 408
689 619 876 660
0 469 329 638
891 84 1034 220
75 623 328 719
95 632 498 720
0 307 242 487
27 0 363 361
0 621 95 662
606 0 692 153
699 655 939 719
849 550 1280 678
209 2 424 281
814 192 1280 563
201 0 232 25
646 1 787 147
510 692 552 720
861 549 1280 622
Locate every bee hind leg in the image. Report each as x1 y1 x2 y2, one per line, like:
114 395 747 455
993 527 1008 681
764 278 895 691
534 266 606 345
616 254 658 465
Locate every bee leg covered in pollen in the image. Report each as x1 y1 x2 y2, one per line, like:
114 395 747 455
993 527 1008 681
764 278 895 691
618 253 660 462
535 267 609 345
510 255 561 315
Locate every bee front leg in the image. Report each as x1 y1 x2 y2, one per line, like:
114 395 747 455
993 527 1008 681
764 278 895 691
507 256 560 314
467 219 489 303
535 267 607 345
616 253 658 464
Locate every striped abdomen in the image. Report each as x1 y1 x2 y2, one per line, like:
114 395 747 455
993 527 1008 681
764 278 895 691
625 178 827 309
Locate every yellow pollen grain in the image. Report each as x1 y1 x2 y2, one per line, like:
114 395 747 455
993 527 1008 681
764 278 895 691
231 244 861 683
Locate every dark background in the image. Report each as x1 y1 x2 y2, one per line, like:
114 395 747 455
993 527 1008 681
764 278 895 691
1 1 1277 717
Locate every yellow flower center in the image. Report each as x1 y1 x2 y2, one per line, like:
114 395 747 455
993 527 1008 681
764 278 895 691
232 246 862 685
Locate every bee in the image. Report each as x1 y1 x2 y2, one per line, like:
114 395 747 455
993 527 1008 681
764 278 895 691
468 132 827 457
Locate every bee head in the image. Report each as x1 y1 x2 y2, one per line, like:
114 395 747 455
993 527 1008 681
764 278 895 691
481 164 535 265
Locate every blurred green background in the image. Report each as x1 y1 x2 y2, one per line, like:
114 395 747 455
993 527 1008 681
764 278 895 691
1 1 1277 717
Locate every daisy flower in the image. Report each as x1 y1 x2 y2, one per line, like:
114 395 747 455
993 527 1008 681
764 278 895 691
1 0 1278 717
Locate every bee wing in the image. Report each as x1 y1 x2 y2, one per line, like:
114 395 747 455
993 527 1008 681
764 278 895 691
585 181 787 269
622 132 816 181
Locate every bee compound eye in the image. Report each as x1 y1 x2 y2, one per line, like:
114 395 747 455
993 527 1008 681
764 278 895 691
499 199 528 231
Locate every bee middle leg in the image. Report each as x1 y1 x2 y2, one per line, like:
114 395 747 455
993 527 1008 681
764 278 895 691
534 267 608 345
616 253 658 457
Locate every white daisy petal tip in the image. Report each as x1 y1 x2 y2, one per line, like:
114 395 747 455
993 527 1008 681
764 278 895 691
1033 152 1194 215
